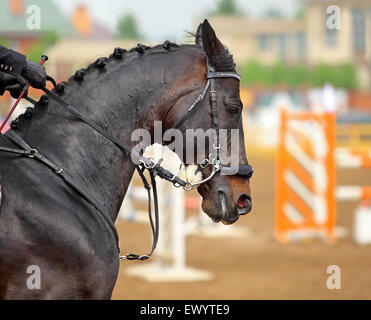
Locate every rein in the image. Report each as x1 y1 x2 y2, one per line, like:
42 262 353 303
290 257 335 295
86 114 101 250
0 56 253 262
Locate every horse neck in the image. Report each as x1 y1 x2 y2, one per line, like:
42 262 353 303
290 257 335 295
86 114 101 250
15 53 186 221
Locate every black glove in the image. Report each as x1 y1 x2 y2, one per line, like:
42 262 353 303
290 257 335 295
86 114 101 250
1 73 28 99
21 60 46 89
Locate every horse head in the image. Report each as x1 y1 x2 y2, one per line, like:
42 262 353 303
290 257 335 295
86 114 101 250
160 20 253 225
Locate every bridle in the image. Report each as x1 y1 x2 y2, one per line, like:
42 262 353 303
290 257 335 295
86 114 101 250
0 56 253 261
171 58 253 190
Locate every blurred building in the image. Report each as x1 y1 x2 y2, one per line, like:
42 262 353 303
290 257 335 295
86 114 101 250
209 0 371 90
0 0 114 110
0 0 75 52
46 38 139 81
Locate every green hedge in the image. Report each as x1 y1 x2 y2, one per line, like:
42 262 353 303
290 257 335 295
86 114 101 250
240 60 358 90
0 37 9 47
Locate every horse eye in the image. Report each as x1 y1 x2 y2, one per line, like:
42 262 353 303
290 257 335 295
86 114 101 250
226 105 242 115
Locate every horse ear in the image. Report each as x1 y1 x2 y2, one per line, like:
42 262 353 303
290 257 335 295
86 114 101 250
195 23 203 45
201 19 224 59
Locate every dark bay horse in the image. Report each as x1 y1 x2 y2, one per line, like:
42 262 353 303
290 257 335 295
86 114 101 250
0 20 252 299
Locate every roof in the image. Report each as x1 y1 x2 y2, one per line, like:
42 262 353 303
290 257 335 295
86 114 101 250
0 0 75 37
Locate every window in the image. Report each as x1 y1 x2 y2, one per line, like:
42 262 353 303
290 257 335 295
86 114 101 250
278 34 286 60
352 8 365 52
297 32 306 60
258 34 269 51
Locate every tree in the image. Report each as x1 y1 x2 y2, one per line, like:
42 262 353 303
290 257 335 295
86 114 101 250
267 61 287 85
310 64 335 87
265 8 283 19
287 64 308 86
213 0 239 16
115 14 139 39
295 6 306 20
240 59 268 86
336 64 358 89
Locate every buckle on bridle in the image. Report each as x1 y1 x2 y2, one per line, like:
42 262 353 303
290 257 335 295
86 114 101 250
200 158 210 168
211 158 222 171
140 158 156 169
120 253 150 261
28 149 38 158
183 183 193 191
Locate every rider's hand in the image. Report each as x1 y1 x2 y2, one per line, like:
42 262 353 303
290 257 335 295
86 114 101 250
21 60 46 89
2 73 28 99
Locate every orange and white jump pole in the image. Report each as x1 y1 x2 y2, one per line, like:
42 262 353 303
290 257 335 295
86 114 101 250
275 110 336 243
336 148 371 201
336 186 371 201
336 148 371 169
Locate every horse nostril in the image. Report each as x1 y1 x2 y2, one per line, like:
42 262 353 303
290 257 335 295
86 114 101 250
236 194 252 215
237 194 250 208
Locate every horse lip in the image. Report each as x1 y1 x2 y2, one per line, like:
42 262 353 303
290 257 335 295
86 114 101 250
237 200 252 215
221 214 239 225
237 206 249 215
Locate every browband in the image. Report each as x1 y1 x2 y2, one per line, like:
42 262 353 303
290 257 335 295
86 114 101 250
207 72 241 81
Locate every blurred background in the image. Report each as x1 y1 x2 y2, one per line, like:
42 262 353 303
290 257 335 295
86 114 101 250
1 0 371 299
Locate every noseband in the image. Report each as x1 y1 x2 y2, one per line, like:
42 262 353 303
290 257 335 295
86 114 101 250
0 56 253 261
